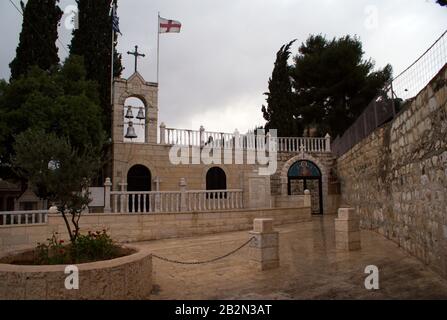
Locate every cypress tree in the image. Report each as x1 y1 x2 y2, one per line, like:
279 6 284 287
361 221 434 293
9 0 63 81
70 0 123 136
262 40 302 137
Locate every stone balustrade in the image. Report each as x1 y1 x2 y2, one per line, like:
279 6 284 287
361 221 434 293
0 210 48 227
109 189 244 213
160 125 331 153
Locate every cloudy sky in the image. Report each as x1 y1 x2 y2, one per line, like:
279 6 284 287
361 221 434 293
0 0 446 134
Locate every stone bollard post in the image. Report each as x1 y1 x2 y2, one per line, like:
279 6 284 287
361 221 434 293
104 178 112 213
249 218 279 270
335 207 361 251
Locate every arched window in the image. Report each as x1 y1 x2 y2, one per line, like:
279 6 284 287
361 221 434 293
123 97 146 143
206 167 227 191
127 165 151 191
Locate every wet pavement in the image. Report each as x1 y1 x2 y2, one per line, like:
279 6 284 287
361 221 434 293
133 215 447 300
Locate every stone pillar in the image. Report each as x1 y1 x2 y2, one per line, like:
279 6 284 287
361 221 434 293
335 207 361 251
104 178 112 213
119 182 128 213
160 122 166 144
234 129 244 165
325 133 331 152
249 218 279 270
48 205 58 215
179 178 187 212
199 126 205 148
304 189 311 208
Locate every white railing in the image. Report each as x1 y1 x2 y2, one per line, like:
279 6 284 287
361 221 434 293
185 190 244 211
160 125 331 153
163 127 236 149
111 191 181 213
0 210 48 226
277 136 330 153
110 190 244 213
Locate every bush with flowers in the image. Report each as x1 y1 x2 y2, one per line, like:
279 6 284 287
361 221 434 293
35 230 120 265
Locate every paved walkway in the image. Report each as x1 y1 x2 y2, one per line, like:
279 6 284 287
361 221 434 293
133 216 447 300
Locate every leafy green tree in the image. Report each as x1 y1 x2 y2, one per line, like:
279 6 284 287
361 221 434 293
291 35 392 137
70 0 123 135
9 0 63 81
13 129 102 242
0 56 105 181
262 40 303 137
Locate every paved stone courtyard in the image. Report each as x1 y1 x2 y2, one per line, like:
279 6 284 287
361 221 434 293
134 216 447 300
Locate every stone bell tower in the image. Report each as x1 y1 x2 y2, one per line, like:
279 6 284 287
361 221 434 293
112 72 158 144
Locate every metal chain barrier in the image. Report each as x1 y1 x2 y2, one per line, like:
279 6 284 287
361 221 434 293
151 237 255 265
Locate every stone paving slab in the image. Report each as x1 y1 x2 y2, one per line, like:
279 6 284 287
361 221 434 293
132 216 447 300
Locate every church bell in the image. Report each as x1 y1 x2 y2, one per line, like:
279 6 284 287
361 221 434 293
125 121 138 139
125 106 134 119
136 107 145 120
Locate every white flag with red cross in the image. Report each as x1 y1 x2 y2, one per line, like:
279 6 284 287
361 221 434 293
159 16 182 33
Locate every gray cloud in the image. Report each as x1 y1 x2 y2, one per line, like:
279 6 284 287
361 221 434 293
1 0 446 134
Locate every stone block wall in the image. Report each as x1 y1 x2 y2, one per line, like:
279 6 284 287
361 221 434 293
113 143 260 191
0 246 152 300
337 65 447 277
0 206 312 256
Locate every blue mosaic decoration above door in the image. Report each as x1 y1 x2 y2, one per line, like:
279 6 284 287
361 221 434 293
288 160 321 178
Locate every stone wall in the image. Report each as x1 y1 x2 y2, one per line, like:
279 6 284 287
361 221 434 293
0 246 152 300
337 65 447 277
0 206 311 256
113 143 259 191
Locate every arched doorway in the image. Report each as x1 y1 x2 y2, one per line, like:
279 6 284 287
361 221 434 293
288 160 323 215
127 165 151 212
206 167 227 198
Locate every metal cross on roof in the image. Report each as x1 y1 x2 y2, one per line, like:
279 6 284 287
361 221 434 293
127 45 146 73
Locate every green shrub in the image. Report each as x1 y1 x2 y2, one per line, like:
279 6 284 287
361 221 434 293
35 230 119 265
71 230 118 263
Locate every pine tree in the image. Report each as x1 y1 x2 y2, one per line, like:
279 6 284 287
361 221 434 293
291 35 392 137
70 0 123 136
437 0 446 7
9 0 63 81
262 40 302 137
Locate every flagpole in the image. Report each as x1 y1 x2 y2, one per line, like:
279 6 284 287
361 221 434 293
109 0 116 184
157 12 160 84
110 0 115 107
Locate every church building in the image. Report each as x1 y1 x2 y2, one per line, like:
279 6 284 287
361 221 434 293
109 70 340 215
